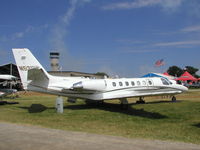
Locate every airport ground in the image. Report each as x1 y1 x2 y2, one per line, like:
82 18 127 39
0 122 200 150
0 90 200 149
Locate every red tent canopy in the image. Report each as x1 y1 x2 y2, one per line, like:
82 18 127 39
175 71 197 81
163 72 170 76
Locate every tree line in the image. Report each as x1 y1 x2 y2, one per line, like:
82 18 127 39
167 66 199 78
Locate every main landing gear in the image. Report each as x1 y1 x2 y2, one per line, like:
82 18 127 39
136 97 146 104
85 99 104 105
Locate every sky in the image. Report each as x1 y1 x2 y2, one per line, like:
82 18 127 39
0 0 200 77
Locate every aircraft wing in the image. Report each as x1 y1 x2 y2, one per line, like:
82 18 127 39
0 75 17 80
68 81 103 94
96 86 183 100
129 86 182 96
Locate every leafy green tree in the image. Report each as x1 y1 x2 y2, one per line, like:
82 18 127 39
185 66 199 77
167 66 183 77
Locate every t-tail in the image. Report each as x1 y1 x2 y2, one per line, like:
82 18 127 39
12 48 50 90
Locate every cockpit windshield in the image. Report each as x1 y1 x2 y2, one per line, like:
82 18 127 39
161 78 170 85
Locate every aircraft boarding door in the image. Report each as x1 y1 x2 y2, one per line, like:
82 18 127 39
104 80 107 88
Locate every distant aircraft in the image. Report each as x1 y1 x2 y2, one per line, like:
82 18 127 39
0 75 18 98
0 89 17 98
12 48 188 108
0 91 5 97
0 75 16 80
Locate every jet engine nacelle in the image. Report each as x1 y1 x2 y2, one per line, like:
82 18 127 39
72 80 106 91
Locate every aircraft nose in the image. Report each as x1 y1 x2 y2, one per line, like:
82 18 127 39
181 85 188 92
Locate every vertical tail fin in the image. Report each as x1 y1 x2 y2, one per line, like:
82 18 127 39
12 48 49 90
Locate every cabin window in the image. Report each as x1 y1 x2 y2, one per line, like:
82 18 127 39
131 81 135 86
112 82 116 87
119 82 123 86
148 80 153 85
142 81 146 85
125 81 129 86
161 78 169 85
137 81 141 85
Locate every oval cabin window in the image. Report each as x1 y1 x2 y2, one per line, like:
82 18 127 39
137 81 141 85
148 80 152 85
112 82 116 87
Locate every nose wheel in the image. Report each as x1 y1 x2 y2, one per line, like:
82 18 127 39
136 97 145 104
172 96 176 102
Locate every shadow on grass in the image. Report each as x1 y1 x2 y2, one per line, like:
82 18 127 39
18 101 168 119
146 100 182 104
0 101 19 105
20 104 47 113
193 123 200 128
128 100 182 105
65 102 168 119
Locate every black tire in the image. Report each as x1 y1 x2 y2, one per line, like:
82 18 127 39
172 96 176 102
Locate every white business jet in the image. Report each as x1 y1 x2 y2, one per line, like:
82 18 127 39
12 48 188 107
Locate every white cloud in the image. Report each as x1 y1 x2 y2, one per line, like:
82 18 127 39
9 26 33 40
181 25 200 33
153 24 200 36
49 0 92 71
103 0 161 10
0 25 49 41
50 0 80 50
187 0 200 18
12 32 25 40
116 39 145 44
102 0 184 11
62 0 78 25
121 49 160 53
160 0 183 11
154 40 200 47
102 0 200 17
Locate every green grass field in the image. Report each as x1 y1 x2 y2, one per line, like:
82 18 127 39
0 90 200 144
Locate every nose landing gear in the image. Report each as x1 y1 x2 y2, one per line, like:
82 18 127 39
171 96 177 102
136 97 146 104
